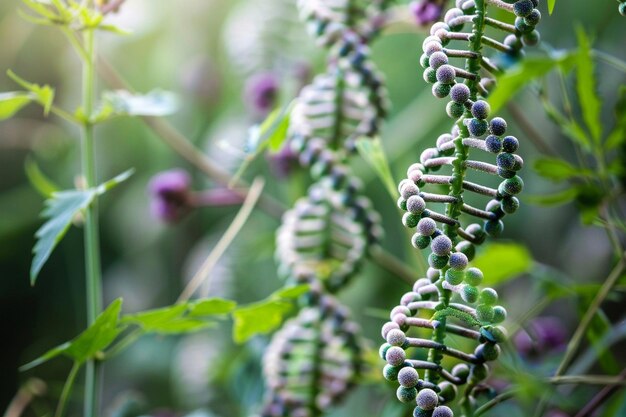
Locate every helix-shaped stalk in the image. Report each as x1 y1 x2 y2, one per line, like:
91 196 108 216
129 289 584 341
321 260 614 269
380 1 541 416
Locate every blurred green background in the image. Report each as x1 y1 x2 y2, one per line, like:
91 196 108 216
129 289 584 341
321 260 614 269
1 1 625 416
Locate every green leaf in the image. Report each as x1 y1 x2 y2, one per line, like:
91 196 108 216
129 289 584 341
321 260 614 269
95 169 134 194
232 300 293 344
548 0 556 15
0 92 34 120
20 299 123 370
188 298 237 317
31 189 97 284
355 136 398 201
525 187 578 206
575 27 602 144
605 86 626 150
489 51 577 113
24 158 60 198
265 107 292 151
98 24 131 35
103 90 179 117
472 243 533 286
121 304 188 332
7 70 55 116
533 158 591 181
542 98 592 150
272 284 310 300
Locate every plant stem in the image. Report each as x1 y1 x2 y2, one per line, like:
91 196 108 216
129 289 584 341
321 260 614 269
81 27 103 417
55 362 81 417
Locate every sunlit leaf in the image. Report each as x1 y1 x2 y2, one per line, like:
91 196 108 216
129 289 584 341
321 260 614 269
533 158 591 181
473 243 533 286
548 0 556 15
0 92 33 120
232 300 293 344
489 51 577 113
95 169 134 194
575 27 602 144
356 136 398 201
122 304 188 332
103 90 179 117
31 189 97 284
20 299 123 370
189 298 237 317
273 284 310 300
7 70 55 115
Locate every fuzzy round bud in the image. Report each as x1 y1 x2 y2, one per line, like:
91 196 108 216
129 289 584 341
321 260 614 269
449 252 468 271
413 408 432 417
465 223 486 243
428 52 449 69
432 82 451 98
476 343 501 361
417 218 437 236
403 212 420 228
401 182 420 199
398 367 420 388
416 389 439 410
446 101 465 118
504 34 523 50
477 304 495 322
497 152 516 170
412 233 431 250
397 386 418 403
488 325 508 343
452 363 470 381
449 83 470 104
398 197 408 211
438 382 457 402
515 16 533 33
420 147 439 164
492 306 507 323
386 346 406 366
522 30 541 46
431 235 453 256
500 176 524 195
468 118 488 137
471 100 491 119
485 135 502 154
456 241 476 261
407 195 427 214
498 167 516 179
430 22 450 36
620 3 626 16
423 67 437 84
461 285 479 303
503 197 520 215
382 321 400 339
426 267 440 281
432 406 454 417
379 343 391 360
444 8 464 29
525 8 541 25
445 269 465 285
489 117 507 136
464 267 483 286
428 253 449 269
383 364 401 381
502 136 519 152
387 329 407 346
423 41 443 56
513 0 534 17
436 65 456 84
479 288 498 305
420 53 430 68
484 219 504 237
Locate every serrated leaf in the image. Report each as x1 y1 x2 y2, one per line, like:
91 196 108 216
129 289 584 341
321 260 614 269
103 90 179 117
189 298 237 317
232 300 293 344
24 158 60 198
548 0 556 15
533 158 591 181
272 284 310 300
355 136 398 201
30 189 97 284
20 299 123 370
525 187 578 206
575 27 602 144
489 52 577 113
473 243 533 286
0 92 34 120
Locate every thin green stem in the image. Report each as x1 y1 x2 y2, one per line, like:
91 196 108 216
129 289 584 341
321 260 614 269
81 27 103 417
102 329 143 360
55 362 81 417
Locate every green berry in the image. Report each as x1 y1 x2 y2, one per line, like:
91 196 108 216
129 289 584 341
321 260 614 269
513 0 534 17
477 304 495 322
449 252 468 270
432 82 451 98
476 342 501 361
470 363 489 382
484 219 504 237
384 364 401 381
485 135 502 153
501 196 520 214
500 176 524 195
412 233 431 250
398 197 408 211
471 100 491 119
489 117 507 136
438 382 457 402
424 67 437 84
397 386 418 403
522 30 541 46
379 343 391 360
515 16 533 33
403 212 420 228
451 363 470 381
524 8 541 25
428 253 449 269
413 407 433 417
497 152 516 170
479 288 498 305
420 53 430 68
446 101 465 118
455 241 476 261
492 306 507 323
468 118 488 137
502 136 519 152
445 269 465 285
465 267 483 286
461 285 479 303
620 3 626 16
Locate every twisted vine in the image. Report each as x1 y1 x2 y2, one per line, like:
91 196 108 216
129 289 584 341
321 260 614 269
259 1 392 416
379 1 541 416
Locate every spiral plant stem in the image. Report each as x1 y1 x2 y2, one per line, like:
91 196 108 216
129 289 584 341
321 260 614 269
81 27 103 417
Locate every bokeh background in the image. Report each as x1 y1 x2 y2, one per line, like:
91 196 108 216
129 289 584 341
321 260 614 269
1 1 625 416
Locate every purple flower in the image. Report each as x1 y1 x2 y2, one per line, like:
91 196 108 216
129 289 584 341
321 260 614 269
267 141 299 178
148 169 192 223
244 72 280 116
410 0 444 26
514 316 567 358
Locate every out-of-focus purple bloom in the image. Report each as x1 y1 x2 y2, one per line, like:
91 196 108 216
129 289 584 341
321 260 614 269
514 316 567 358
149 169 192 223
267 141 299 179
244 72 280 116
410 0 444 26
545 410 570 417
